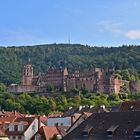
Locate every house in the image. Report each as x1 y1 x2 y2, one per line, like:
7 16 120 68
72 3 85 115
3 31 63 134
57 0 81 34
66 112 92 134
63 111 140 140
31 126 60 140
0 116 17 133
47 116 72 127
5 117 44 140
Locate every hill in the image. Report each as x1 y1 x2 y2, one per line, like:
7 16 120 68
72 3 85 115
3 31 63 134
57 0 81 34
0 44 140 84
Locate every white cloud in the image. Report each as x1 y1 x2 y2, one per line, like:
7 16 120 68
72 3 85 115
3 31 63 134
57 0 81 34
98 20 140 40
97 20 123 35
126 30 140 39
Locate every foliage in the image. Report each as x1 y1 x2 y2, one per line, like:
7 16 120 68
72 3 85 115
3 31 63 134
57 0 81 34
0 44 140 84
0 83 140 115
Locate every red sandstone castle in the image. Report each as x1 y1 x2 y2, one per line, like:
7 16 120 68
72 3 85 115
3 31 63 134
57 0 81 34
9 61 125 94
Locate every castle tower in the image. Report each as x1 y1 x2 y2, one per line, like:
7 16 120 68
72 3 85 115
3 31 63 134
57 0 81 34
21 60 33 86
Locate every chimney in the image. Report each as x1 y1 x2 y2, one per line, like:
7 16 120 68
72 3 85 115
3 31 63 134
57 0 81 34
71 115 75 125
14 110 16 116
79 106 82 111
38 115 41 131
2 109 4 113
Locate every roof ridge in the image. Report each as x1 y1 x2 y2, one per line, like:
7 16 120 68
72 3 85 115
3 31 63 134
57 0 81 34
42 126 48 139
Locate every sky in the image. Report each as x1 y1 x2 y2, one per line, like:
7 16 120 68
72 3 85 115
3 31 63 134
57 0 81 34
0 0 140 47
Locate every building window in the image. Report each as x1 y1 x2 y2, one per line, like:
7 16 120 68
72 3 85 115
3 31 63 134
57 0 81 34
18 124 24 131
13 136 16 140
54 122 59 126
18 136 22 140
14 125 18 131
9 124 14 131
32 125 35 130
35 134 41 140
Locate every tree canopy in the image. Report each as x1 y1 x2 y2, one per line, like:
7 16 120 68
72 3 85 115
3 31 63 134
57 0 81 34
0 44 140 84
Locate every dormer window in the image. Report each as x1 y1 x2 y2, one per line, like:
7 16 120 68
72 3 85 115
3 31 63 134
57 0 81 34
9 124 14 131
134 125 140 138
18 124 24 131
107 125 118 137
82 125 93 136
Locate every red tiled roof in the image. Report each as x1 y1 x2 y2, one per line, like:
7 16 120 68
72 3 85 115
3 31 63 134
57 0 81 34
0 116 16 123
83 112 92 117
43 126 59 140
31 126 60 140
39 116 47 123
1 111 24 117
6 117 36 136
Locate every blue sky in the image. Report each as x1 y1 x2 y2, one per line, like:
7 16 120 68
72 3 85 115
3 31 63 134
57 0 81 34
0 0 140 46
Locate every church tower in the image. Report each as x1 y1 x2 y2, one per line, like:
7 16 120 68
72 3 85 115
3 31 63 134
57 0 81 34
21 59 33 86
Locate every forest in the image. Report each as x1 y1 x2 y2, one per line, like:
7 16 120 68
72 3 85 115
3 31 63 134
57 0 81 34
0 83 140 115
0 44 140 84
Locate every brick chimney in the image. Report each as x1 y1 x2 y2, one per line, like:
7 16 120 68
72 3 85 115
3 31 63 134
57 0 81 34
38 115 41 131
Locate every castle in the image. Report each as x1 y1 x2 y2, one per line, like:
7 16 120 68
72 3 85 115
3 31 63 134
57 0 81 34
9 62 124 94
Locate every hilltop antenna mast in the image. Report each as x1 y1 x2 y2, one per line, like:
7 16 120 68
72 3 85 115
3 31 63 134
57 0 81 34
68 34 71 44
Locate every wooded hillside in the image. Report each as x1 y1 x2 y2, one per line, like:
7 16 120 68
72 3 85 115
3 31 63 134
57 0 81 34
0 44 140 84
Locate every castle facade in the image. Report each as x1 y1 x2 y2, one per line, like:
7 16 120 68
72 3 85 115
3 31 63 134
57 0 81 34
9 63 124 94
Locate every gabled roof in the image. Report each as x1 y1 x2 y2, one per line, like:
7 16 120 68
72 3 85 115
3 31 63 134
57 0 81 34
57 126 69 137
119 100 140 112
63 111 140 140
1 111 24 117
66 112 92 133
31 126 60 140
0 116 17 124
6 117 36 136
43 126 59 140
